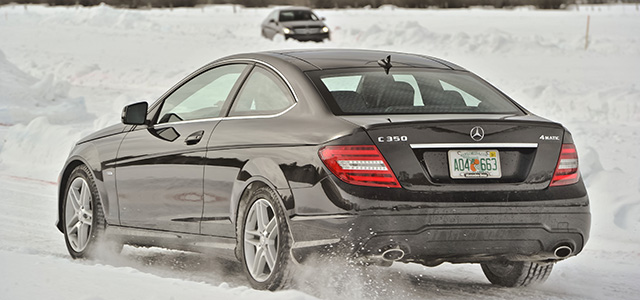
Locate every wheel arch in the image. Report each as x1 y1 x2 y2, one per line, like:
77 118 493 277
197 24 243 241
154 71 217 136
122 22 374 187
229 157 294 221
57 143 113 233
57 159 85 232
230 158 296 260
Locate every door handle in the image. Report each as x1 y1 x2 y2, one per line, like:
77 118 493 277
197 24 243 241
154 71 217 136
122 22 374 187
185 130 204 145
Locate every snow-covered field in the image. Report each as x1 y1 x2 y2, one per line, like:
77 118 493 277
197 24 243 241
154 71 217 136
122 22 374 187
1 3 639 299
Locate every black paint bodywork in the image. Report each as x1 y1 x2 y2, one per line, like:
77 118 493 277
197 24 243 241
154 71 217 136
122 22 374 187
57 49 590 266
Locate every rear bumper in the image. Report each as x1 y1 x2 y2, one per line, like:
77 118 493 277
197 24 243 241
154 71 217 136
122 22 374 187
288 195 590 265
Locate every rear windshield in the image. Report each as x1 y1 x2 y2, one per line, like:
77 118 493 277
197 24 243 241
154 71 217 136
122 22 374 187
308 68 524 115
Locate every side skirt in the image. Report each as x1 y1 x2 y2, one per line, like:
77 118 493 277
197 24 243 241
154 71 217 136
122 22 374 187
105 225 237 261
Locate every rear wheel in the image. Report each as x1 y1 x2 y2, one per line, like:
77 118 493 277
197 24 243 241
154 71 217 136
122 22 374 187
481 260 554 287
239 186 294 290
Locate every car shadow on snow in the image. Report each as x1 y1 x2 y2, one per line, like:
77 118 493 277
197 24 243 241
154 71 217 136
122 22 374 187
94 245 557 300
99 245 248 287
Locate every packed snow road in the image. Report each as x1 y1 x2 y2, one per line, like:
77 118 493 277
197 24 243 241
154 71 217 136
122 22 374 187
1 4 639 299
0 176 638 299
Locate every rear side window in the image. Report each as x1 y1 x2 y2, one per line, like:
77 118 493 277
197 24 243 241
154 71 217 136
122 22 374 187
229 67 295 117
312 69 523 115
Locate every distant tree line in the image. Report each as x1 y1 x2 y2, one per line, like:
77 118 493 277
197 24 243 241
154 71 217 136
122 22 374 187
0 0 636 10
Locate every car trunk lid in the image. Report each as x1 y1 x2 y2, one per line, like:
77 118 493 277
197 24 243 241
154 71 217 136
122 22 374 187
341 114 565 192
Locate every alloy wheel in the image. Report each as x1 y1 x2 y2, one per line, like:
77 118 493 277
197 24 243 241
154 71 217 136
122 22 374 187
243 198 279 282
65 177 93 252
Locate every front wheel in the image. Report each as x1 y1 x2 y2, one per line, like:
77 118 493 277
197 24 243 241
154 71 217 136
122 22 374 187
481 260 554 287
239 186 294 290
63 165 106 258
261 28 271 40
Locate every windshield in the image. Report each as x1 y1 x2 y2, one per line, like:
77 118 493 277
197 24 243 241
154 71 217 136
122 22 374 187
279 10 319 22
308 68 524 115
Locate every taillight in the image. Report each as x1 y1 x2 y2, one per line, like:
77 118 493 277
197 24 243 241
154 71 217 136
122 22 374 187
319 145 401 188
550 144 580 187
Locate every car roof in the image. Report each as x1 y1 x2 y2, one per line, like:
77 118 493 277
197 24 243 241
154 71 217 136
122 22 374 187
272 6 314 12
224 49 466 72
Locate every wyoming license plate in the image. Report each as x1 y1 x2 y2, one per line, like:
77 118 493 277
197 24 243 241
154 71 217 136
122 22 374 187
448 150 502 179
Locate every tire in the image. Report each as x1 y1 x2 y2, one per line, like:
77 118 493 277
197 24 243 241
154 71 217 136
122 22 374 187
261 28 271 40
238 186 294 290
62 165 117 258
481 260 554 287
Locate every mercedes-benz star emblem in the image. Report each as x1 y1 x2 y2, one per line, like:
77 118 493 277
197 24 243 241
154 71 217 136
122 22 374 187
470 126 485 141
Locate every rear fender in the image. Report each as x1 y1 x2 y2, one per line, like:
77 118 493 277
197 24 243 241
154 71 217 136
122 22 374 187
230 157 293 224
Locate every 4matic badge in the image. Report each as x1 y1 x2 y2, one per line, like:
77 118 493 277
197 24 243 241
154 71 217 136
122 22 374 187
539 135 560 141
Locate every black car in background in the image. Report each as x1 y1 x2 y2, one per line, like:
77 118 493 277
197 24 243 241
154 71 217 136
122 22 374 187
57 49 590 291
261 7 330 42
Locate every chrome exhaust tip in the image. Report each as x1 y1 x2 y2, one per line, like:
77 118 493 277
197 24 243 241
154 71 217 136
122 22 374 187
382 248 405 261
554 245 572 258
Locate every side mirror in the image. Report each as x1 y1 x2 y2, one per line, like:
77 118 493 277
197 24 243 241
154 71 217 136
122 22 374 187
121 101 148 125
269 18 275 23
321 16 326 21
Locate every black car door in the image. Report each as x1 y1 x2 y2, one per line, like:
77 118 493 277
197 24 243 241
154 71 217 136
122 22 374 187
201 65 296 236
115 63 250 233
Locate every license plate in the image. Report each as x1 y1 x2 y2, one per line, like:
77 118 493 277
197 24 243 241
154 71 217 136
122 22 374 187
448 150 502 179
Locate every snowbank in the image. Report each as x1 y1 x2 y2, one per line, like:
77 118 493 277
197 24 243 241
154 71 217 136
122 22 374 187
0 48 98 180
0 49 89 125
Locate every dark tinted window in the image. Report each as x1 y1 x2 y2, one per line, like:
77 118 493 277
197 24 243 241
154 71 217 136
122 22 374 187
229 67 295 117
279 10 318 22
311 69 523 115
157 64 246 124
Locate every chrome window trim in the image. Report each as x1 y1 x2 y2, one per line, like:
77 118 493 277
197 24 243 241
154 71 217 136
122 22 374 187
223 58 299 120
223 58 300 103
153 102 299 124
147 62 251 116
153 117 224 128
223 102 298 121
149 58 300 126
410 143 539 149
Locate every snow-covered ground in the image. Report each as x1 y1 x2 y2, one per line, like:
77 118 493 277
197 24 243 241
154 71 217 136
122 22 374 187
1 3 639 299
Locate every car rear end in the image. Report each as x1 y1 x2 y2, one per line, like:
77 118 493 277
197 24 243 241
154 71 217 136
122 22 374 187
289 66 590 267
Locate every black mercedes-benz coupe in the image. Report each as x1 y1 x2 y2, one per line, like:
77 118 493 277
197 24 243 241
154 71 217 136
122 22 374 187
57 49 590 290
